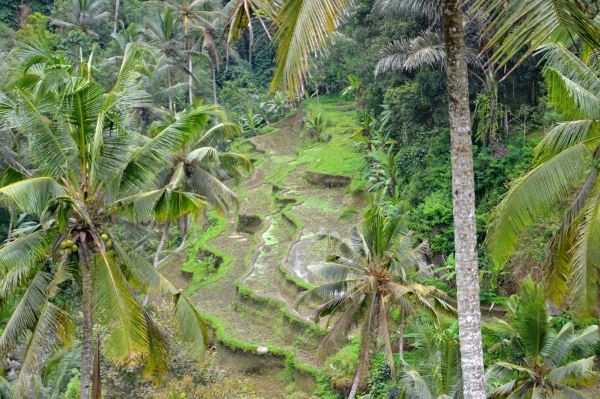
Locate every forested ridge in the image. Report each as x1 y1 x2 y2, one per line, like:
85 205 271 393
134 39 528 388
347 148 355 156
0 0 599 397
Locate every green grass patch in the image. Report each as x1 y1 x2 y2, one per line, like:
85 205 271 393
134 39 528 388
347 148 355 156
183 212 232 295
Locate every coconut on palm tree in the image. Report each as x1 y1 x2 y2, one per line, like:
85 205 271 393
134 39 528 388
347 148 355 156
0 42 208 399
485 277 598 399
297 201 454 399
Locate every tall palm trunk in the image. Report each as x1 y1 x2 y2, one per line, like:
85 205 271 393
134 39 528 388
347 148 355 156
186 35 194 105
484 68 498 144
188 53 194 104
211 58 217 104
113 0 120 35
398 308 405 364
80 242 94 399
6 205 14 240
441 0 486 397
167 67 174 113
348 359 363 399
154 221 170 268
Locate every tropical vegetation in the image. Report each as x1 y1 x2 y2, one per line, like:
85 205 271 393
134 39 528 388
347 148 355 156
0 0 600 397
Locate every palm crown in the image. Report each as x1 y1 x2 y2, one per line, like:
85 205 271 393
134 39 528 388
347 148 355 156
297 200 454 398
485 277 598 398
0 42 209 398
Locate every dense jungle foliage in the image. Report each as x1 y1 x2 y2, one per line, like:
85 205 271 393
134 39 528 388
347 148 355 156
1 0 600 397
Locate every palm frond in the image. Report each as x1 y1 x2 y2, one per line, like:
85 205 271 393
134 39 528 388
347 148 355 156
317 290 366 362
0 230 54 295
543 171 597 304
373 0 440 24
0 177 62 216
270 0 349 95
43 347 80 399
112 240 177 295
486 143 591 268
486 362 536 381
116 105 218 195
0 272 51 355
546 357 596 385
486 379 517 399
478 0 600 73
543 322 575 367
402 368 436 399
173 294 208 361
12 303 73 398
15 90 78 179
91 253 149 367
569 190 600 315
141 310 170 384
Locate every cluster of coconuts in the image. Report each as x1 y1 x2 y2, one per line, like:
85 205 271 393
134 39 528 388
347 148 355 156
59 237 78 253
57 231 113 254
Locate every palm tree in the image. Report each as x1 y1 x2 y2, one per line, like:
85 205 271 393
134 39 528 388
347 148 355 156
485 277 598 398
365 146 400 197
50 0 110 37
142 8 185 112
486 43 600 340
440 0 486 395
222 0 276 65
161 0 222 105
0 42 208 399
374 2 500 145
152 105 252 268
297 202 453 399
401 320 463 399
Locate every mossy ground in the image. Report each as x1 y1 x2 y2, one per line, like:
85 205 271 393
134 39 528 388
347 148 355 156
164 98 364 397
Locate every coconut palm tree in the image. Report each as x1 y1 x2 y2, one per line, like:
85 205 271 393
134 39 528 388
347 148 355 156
485 277 598 398
401 319 463 399
298 202 453 399
142 8 185 112
374 1 501 145
152 105 252 267
365 146 400 197
486 43 600 341
222 0 276 65
161 0 223 105
0 42 208 399
50 0 111 37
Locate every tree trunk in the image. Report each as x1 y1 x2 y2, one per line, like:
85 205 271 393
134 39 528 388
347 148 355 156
441 0 486 398
154 222 170 268
347 360 362 399
211 58 218 104
80 243 94 399
187 44 194 105
398 308 405 364
92 338 101 399
503 104 509 134
6 205 14 240
167 68 174 113
485 68 498 144
176 215 190 251
113 0 120 35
